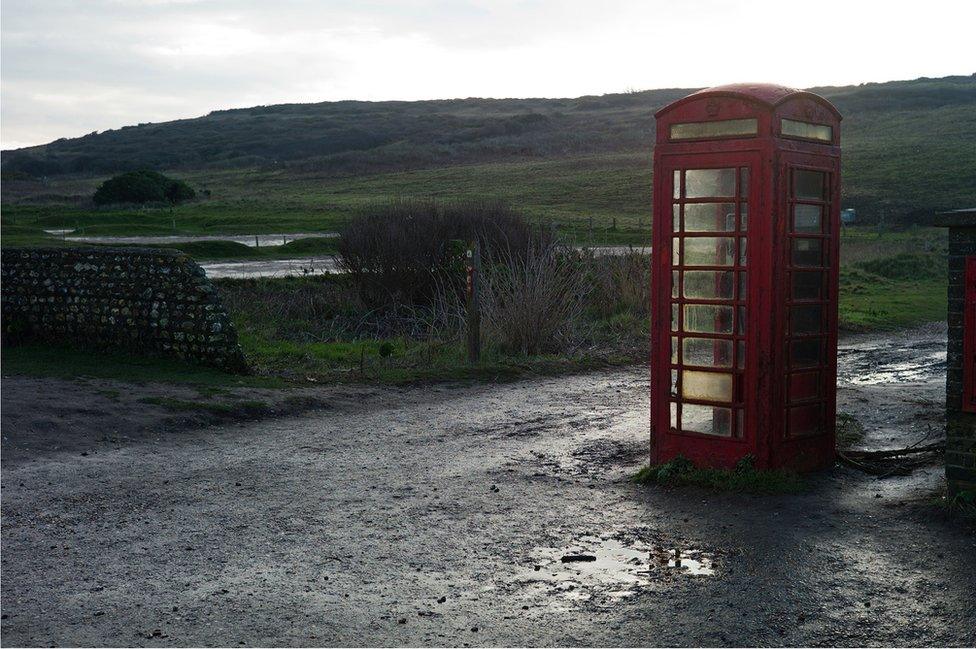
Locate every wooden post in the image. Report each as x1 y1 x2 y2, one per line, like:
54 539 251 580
465 240 481 363
255 235 260 247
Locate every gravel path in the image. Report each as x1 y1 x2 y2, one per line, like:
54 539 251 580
2 324 974 646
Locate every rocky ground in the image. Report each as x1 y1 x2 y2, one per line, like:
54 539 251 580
1 323 974 647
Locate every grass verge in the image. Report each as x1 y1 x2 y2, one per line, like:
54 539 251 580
139 396 271 417
632 455 806 494
0 344 285 388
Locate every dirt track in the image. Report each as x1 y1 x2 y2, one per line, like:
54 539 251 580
1 324 974 647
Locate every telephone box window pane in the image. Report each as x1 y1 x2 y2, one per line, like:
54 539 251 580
672 237 680 265
792 238 823 267
737 341 745 369
789 404 823 437
673 170 681 199
670 401 678 428
683 338 733 368
682 404 732 437
671 304 679 331
791 304 823 334
791 338 823 368
739 167 749 196
670 370 678 396
792 271 823 300
782 119 832 143
789 371 821 402
671 336 679 363
738 237 747 265
673 204 681 231
670 118 758 141
684 304 734 334
738 271 748 298
794 170 825 200
794 204 823 233
682 370 733 402
739 203 748 230
683 237 735 266
736 306 747 334
683 270 734 299
672 271 679 297
684 203 736 231
685 168 736 198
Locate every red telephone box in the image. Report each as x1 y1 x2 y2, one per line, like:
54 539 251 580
650 84 842 471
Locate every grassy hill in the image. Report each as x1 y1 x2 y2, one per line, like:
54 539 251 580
2 74 974 232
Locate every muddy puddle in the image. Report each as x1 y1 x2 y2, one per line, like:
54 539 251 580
838 331 946 386
510 535 718 608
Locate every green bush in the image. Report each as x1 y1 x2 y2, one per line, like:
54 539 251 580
92 170 196 205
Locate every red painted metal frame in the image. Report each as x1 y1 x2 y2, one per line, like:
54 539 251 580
651 84 842 471
964 257 976 413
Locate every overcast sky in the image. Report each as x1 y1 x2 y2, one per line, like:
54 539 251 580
2 0 974 149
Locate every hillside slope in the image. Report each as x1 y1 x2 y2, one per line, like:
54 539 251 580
3 75 975 221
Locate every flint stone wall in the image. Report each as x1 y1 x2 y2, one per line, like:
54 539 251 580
1 247 247 372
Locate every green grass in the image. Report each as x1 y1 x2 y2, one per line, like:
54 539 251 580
0 344 285 388
633 455 805 494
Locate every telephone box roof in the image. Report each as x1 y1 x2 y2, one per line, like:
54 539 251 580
656 83 842 120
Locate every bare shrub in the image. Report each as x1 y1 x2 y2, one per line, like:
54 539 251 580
337 198 551 305
585 248 650 319
480 243 590 355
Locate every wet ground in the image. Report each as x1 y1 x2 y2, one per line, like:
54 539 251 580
1 324 974 646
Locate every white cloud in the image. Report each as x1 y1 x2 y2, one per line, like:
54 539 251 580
2 0 974 148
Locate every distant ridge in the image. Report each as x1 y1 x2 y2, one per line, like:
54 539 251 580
2 74 975 219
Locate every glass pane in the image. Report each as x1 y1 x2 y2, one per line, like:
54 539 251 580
683 203 736 232
670 118 758 140
789 371 821 402
671 270 679 298
736 409 744 437
795 170 825 200
670 401 679 428
683 270 734 299
671 304 678 331
683 304 733 334
736 306 747 334
670 370 678 396
673 170 681 199
792 271 823 300
682 370 733 401
739 167 749 196
738 237 747 265
791 304 823 334
671 336 679 363
681 403 732 437
736 340 745 369
789 404 823 437
739 203 748 230
794 204 822 233
672 237 680 265
673 204 681 231
683 337 733 368
782 119 832 143
791 338 823 368
685 168 735 198
683 237 735 266
737 271 747 299
792 238 822 267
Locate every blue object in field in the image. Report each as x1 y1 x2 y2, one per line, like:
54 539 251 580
841 208 856 224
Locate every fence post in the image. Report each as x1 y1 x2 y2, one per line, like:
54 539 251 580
466 240 481 363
